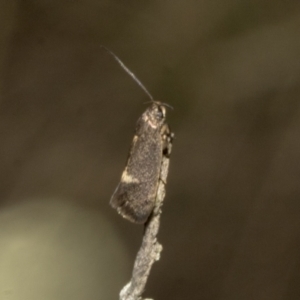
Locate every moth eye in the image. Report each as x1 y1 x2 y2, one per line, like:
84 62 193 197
155 107 164 119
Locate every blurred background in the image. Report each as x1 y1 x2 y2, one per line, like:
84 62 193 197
1 1 300 299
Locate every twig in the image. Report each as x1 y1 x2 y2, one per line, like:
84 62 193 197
119 137 173 300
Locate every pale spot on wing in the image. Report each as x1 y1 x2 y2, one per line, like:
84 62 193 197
148 121 157 129
143 115 157 129
121 169 139 183
132 135 138 143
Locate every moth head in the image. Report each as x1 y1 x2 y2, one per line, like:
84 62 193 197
145 102 167 128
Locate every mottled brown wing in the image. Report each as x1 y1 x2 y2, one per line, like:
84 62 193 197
110 123 163 223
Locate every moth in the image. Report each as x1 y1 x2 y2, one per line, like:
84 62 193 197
103 46 173 224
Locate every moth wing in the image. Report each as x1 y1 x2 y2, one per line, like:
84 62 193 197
110 181 155 223
110 130 163 223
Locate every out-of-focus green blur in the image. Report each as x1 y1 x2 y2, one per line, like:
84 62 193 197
1 1 300 300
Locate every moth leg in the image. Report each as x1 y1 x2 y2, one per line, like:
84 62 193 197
159 124 174 186
160 124 174 158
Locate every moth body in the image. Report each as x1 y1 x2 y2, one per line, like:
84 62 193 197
110 102 172 223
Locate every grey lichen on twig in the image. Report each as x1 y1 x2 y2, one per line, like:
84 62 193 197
119 139 173 300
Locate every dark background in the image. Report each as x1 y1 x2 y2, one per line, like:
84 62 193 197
1 1 300 299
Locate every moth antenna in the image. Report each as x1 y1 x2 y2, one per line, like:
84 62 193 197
101 45 154 102
160 102 174 110
143 101 174 110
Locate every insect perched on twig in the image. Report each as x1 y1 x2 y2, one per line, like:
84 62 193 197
103 46 174 224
